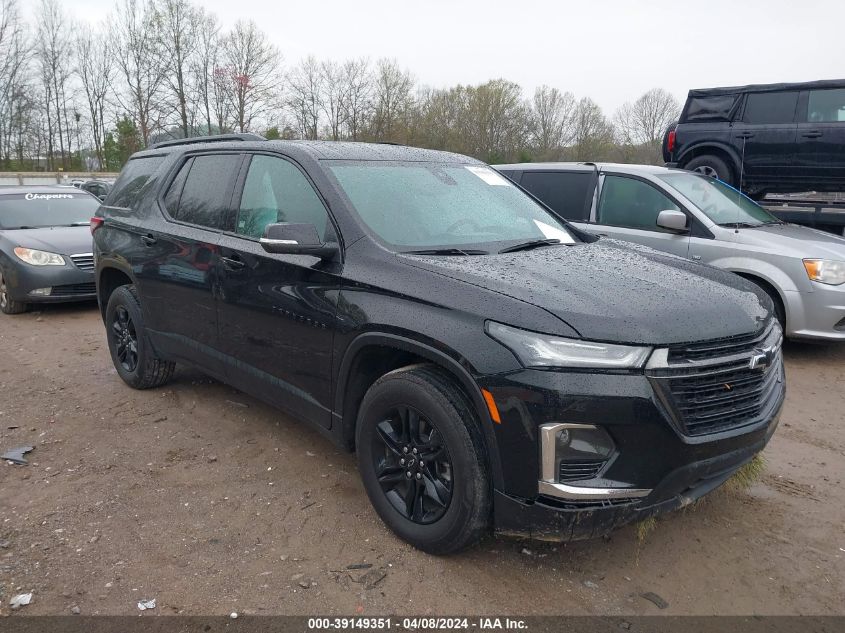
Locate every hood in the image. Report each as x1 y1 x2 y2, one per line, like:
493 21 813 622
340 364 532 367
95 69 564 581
399 239 770 345
735 223 845 260
4 226 94 256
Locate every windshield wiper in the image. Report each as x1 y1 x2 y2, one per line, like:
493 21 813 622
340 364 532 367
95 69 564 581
499 238 561 254
717 221 761 229
404 248 489 256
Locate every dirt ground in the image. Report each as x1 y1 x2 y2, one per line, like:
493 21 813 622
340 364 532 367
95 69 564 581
0 302 843 617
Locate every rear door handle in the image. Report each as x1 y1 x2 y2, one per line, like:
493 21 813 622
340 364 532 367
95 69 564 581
221 255 245 271
801 131 823 138
140 234 157 246
736 132 755 139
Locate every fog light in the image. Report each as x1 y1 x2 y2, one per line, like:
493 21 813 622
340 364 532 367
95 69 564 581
541 423 615 484
28 287 52 296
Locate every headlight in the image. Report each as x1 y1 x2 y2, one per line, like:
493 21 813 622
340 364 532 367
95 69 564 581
13 247 66 266
803 259 845 286
486 321 652 369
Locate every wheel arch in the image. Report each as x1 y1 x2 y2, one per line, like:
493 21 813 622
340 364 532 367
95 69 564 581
97 263 135 322
677 142 742 182
335 332 504 491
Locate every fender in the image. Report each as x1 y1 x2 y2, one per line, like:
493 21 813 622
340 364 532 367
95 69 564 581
711 257 794 321
677 141 742 175
335 331 505 491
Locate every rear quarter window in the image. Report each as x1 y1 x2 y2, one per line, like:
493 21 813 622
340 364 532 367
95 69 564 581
520 171 593 221
106 155 165 209
683 95 739 122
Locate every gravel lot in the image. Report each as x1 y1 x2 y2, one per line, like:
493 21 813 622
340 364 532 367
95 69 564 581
1 302 843 616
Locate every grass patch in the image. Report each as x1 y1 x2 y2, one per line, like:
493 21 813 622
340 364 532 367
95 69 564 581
725 453 766 492
635 516 657 545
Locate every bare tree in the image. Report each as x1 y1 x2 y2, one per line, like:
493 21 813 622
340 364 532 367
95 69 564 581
461 80 528 162
341 58 372 141
531 85 575 158
157 0 200 138
35 0 74 169
222 20 280 133
615 87 680 147
77 24 112 168
570 97 614 161
110 0 167 146
370 58 414 142
190 9 220 134
0 0 30 167
319 60 348 141
286 56 322 140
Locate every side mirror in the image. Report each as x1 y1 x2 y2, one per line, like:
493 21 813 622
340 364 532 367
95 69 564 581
259 223 338 260
656 210 689 233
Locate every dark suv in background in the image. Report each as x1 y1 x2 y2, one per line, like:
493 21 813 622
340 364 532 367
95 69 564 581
93 136 784 553
665 79 845 197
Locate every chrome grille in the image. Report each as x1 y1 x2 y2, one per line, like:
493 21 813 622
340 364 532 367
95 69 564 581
647 323 785 437
70 253 94 271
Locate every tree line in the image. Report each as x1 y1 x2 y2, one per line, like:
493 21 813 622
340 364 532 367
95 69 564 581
0 0 681 172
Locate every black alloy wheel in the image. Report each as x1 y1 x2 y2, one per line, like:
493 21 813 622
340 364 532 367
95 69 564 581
372 405 453 524
111 305 139 373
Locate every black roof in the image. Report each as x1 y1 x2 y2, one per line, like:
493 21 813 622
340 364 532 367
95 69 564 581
688 78 845 98
134 139 478 164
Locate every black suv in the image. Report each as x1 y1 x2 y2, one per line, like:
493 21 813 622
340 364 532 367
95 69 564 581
93 136 785 553
666 79 845 196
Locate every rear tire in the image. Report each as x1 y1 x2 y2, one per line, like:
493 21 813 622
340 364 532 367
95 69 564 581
105 285 175 389
355 365 491 554
685 155 734 185
0 270 28 315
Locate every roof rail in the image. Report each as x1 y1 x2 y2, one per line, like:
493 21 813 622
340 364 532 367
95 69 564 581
149 133 266 150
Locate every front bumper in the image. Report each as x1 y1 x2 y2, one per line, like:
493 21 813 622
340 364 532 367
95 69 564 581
3 258 95 303
493 411 779 541
479 346 785 541
784 283 845 341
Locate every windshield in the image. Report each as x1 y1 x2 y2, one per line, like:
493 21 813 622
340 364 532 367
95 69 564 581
658 173 780 226
326 161 576 251
0 192 100 229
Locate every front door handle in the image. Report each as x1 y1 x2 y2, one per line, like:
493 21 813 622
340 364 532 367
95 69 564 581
801 131 823 138
736 132 755 139
221 256 245 271
140 234 157 246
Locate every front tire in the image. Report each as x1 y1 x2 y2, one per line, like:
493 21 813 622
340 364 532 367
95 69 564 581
105 285 175 389
0 270 28 315
685 155 734 185
355 366 491 554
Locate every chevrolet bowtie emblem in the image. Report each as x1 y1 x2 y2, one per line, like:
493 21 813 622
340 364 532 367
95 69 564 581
749 347 773 371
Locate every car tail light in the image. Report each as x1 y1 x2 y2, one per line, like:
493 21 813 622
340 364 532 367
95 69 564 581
667 129 676 154
90 217 104 235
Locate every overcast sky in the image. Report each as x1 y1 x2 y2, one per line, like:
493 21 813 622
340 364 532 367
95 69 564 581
44 0 843 114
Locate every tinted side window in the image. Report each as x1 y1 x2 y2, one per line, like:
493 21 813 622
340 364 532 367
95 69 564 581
106 156 164 209
237 155 330 240
807 88 845 123
743 91 799 124
171 154 240 229
520 171 592 221
597 176 680 232
163 158 192 217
